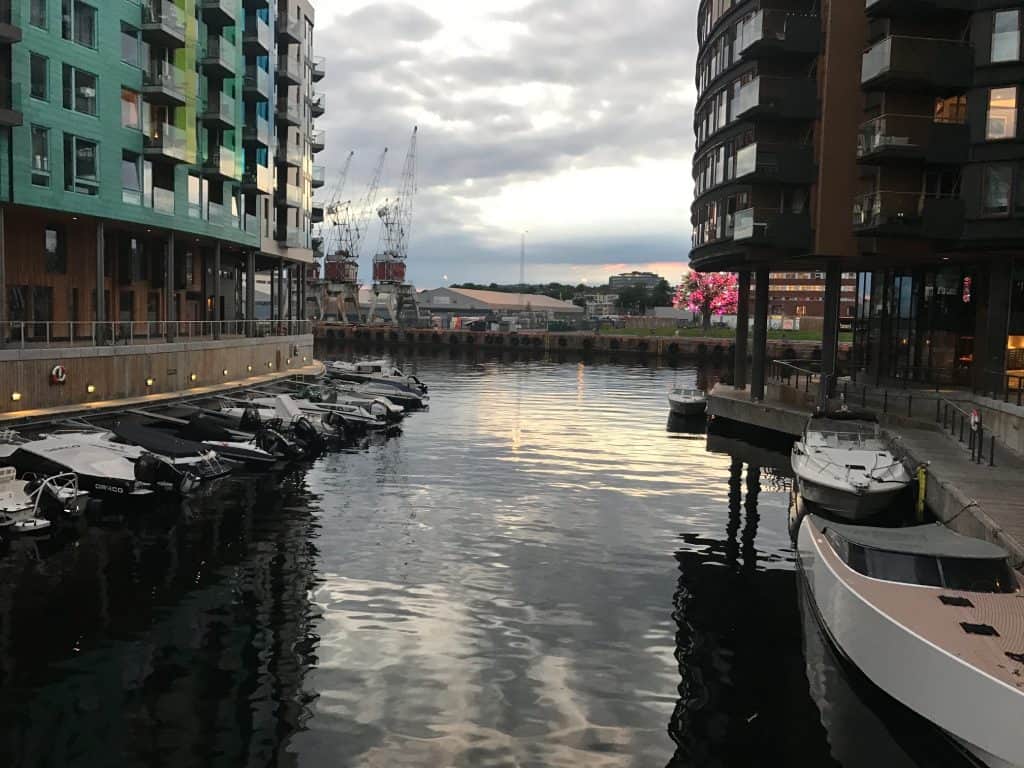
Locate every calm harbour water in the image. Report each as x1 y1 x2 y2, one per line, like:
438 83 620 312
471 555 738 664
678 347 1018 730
0 351 970 767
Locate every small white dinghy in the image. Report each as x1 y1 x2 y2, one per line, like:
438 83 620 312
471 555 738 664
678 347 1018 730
791 414 911 520
668 388 707 417
797 514 1024 768
0 467 85 534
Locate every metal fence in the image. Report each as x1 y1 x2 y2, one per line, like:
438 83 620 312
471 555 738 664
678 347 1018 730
0 320 313 349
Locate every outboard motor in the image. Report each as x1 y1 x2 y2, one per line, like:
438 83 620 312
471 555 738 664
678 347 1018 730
135 453 199 495
239 405 262 432
256 426 303 461
293 417 325 458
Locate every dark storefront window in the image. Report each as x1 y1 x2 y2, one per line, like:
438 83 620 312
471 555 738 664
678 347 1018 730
1009 260 1024 372
44 226 65 273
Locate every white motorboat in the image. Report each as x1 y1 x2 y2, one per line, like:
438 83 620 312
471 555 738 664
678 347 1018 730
63 427 233 483
791 415 911 520
668 388 707 417
0 430 197 497
327 359 428 395
797 513 1024 768
252 395 387 431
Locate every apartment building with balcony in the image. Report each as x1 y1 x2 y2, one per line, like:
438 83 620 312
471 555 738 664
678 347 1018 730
690 0 1024 397
0 0 324 345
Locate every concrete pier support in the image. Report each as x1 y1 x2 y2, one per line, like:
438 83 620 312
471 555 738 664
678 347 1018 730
735 270 750 390
819 263 842 410
278 258 286 322
165 232 176 342
95 222 106 332
979 259 1013 393
245 251 256 336
213 242 222 340
750 267 769 401
286 265 293 322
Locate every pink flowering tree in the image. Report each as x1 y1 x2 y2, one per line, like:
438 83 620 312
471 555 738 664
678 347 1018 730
675 272 740 332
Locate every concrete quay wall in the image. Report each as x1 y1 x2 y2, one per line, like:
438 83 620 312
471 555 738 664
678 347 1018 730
314 323 843 362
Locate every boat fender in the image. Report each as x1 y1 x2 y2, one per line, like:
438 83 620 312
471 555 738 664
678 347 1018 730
916 464 928 522
50 364 68 385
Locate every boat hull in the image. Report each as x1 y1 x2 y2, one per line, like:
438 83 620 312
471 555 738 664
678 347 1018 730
668 399 706 417
797 516 1024 768
796 475 905 520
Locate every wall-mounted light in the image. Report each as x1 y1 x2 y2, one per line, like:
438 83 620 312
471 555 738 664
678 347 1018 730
247 365 253 373
145 377 155 387
286 358 292 365
222 369 229 377
302 356 308 363
267 361 274 369
86 384 96 394
10 392 22 402
190 373 198 382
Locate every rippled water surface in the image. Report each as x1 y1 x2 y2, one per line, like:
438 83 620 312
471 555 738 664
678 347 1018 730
0 353 970 767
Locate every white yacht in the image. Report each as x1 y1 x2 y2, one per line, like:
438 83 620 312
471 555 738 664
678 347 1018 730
327 359 428 395
667 387 707 417
797 514 1024 768
791 415 911 519
0 467 85 534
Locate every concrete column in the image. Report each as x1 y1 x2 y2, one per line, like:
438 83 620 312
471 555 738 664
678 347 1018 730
269 266 276 321
278 258 286 322
96 221 106 345
286 265 293 323
818 263 843 411
734 270 750 390
213 242 222 339
246 250 256 335
750 267 770 401
165 232 176 342
978 259 1013 393
298 264 307 321
0 208 6 333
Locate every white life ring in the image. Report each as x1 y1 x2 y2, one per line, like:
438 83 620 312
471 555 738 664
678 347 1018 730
50 364 68 385
970 409 980 432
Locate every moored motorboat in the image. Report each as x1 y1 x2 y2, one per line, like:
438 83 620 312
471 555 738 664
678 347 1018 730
797 513 1024 768
326 359 428 395
791 414 911 520
668 387 707 417
0 467 85 533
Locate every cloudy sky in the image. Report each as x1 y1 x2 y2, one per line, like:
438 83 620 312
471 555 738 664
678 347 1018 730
314 1 696 289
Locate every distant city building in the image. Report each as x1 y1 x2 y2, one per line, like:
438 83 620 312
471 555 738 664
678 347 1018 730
578 293 619 318
753 272 858 318
608 271 664 291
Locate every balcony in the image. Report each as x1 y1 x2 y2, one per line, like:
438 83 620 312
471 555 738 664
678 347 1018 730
852 191 964 239
244 213 259 235
207 201 240 229
277 227 307 248
311 203 324 224
144 122 192 164
309 91 326 118
733 142 815 185
152 186 176 215
276 184 303 208
242 163 273 194
733 76 817 122
311 165 325 188
732 208 813 250
0 0 22 44
866 0 973 17
243 66 271 100
276 97 302 126
243 15 271 54
861 36 972 94
0 80 22 127
201 92 236 128
242 116 271 147
737 10 819 60
143 63 186 106
277 55 303 86
205 146 239 180
200 0 237 27
311 56 325 82
278 142 304 167
857 114 969 165
142 2 186 48
311 130 325 153
201 36 237 79
277 13 303 45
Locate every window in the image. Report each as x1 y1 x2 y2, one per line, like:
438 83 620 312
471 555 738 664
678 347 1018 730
63 134 99 195
934 95 967 124
30 54 47 101
121 88 141 129
31 126 49 187
122 151 141 205
44 227 66 274
63 65 97 116
992 10 1021 63
30 0 46 28
121 23 140 67
987 86 1017 140
62 0 97 48
983 165 1012 215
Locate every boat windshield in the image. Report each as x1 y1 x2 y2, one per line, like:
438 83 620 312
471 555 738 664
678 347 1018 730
825 530 1019 593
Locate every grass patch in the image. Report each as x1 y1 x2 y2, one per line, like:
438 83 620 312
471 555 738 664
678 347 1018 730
598 325 853 343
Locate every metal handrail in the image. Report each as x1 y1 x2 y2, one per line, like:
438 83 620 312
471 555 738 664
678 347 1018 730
0 320 314 349
768 359 822 393
976 369 1024 407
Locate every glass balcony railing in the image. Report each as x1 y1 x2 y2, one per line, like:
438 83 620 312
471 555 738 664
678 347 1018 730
277 14 302 43
243 117 270 147
243 163 273 192
734 78 760 117
203 36 237 74
200 0 237 25
243 15 271 52
206 146 238 178
244 65 271 98
142 1 186 46
861 35 973 89
277 55 302 83
733 208 756 240
203 91 236 124
244 213 259 234
311 56 326 81
277 183 302 208
279 227 307 248
734 144 757 178
144 121 192 163
152 186 176 215
143 62 186 103
276 97 302 124
309 91 326 116
311 164 325 187
311 130 325 152
279 142 304 166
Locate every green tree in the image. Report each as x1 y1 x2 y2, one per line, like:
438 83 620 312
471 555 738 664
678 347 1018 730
651 279 673 307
